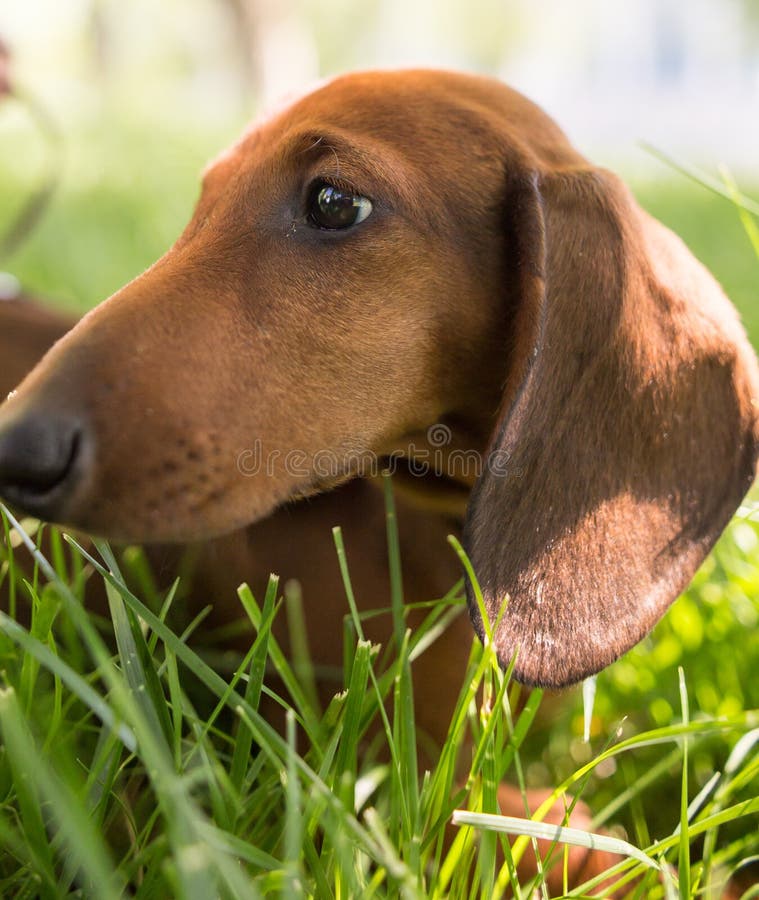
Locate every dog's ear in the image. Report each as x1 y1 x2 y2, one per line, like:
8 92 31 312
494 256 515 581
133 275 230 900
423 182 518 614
463 167 758 687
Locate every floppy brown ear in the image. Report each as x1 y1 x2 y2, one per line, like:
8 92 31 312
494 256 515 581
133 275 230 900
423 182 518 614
463 167 759 688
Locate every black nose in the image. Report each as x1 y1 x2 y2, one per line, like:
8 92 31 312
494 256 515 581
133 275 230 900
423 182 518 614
0 413 83 520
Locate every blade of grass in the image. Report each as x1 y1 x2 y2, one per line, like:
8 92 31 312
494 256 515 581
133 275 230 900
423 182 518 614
0 685 124 899
334 638 373 801
83 727 126 833
284 708 303 899
1 507 18 620
447 535 494 645
678 666 691 898
383 477 420 862
19 583 60 713
719 165 759 257
640 144 759 216
452 809 659 872
284 577 321 714
582 675 597 743
390 628 420 871
332 526 408 820
382 474 405 652
230 576 278 795
477 672 498 899
165 650 184 770
105 577 174 751
237 581 323 749
147 577 181 655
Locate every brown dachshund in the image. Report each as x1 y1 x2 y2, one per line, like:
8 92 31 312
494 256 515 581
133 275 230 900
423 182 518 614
1 69 758 890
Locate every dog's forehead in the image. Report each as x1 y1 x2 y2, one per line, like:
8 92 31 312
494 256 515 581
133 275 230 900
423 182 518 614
200 70 581 198
203 70 486 179
280 70 481 134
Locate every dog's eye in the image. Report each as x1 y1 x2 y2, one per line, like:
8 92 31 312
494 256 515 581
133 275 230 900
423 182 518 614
306 181 373 230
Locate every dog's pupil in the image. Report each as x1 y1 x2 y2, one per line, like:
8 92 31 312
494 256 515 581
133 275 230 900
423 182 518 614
315 185 359 228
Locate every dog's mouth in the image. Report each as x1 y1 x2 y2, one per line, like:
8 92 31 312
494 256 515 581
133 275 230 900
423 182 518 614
377 455 472 516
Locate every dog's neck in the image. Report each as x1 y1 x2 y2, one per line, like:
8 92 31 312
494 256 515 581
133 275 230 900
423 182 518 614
372 413 497 519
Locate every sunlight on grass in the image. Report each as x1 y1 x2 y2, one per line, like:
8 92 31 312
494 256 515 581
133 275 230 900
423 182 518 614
1 483 758 897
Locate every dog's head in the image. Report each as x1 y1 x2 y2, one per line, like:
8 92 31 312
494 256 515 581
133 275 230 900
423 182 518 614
1 70 756 686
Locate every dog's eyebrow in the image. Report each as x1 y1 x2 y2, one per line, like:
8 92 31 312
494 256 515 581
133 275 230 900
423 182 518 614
203 126 444 231
289 131 369 177
285 129 423 215
293 132 345 177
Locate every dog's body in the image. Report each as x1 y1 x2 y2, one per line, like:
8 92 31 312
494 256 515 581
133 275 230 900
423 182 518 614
1 70 757 892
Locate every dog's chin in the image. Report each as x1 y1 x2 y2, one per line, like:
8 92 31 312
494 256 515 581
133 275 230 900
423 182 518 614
2 467 354 547
39 490 286 548
286 469 357 503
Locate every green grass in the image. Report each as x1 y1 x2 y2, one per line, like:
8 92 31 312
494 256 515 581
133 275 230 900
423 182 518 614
0 489 758 898
0 114 758 896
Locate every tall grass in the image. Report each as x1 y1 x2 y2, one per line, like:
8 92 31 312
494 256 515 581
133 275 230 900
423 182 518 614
1 484 757 898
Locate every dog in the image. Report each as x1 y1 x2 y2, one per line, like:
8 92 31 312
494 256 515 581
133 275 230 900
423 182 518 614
1 69 757 892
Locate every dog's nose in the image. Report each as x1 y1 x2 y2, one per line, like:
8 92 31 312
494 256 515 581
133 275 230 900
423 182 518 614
0 413 83 520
